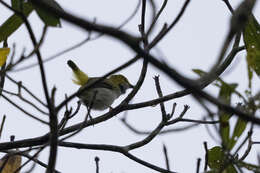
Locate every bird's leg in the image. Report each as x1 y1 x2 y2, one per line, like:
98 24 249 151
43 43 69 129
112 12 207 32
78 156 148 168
86 91 98 122
108 105 114 112
86 106 93 121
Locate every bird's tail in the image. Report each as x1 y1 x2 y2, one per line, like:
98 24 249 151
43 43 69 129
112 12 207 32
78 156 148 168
67 60 89 86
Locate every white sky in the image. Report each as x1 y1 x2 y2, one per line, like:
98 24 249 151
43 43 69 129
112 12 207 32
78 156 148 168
0 0 260 172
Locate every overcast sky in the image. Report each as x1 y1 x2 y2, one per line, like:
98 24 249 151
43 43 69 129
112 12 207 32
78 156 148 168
0 0 260 172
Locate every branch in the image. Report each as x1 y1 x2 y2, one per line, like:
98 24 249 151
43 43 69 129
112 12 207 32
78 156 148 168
29 0 260 124
163 144 170 171
0 115 6 139
59 141 177 173
12 0 142 72
6 75 46 106
1 94 48 124
125 45 245 110
121 116 200 135
125 122 164 150
0 2 58 171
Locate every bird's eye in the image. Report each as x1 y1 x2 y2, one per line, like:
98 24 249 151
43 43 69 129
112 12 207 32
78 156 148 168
119 84 126 94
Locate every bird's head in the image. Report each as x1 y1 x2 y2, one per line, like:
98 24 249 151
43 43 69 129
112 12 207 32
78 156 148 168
108 75 134 94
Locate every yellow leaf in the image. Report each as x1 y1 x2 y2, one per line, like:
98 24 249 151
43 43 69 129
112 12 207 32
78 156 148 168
0 48 10 67
0 152 22 173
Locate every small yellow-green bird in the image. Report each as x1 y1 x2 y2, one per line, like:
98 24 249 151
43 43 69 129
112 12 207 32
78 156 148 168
67 60 134 110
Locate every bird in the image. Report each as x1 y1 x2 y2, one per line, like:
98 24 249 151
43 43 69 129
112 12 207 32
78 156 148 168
67 60 134 110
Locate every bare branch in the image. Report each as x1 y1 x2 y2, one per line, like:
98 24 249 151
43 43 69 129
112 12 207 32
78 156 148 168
95 156 100 173
154 75 167 121
2 94 48 124
0 115 6 139
203 142 208 171
59 141 177 173
163 144 170 171
196 158 201 173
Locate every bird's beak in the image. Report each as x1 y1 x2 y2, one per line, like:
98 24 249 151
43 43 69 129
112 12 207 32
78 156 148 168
129 83 134 88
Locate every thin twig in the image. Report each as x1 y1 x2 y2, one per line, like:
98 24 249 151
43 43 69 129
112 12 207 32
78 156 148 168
239 130 253 161
6 75 46 106
234 127 253 157
13 146 44 173
168 103 177 120
121 116 200 135
154 75 167 121
58 101 81 130
239 136 252 161
222 0 234 14
95 156 100 173
166 118 219 125
59 141 177 173
2 94 48 124
139 0 148 45
203 142 208 171
0 115 6 139
12 0 141 72
11 83 49 115
59 111 89 141
196 158 201 173
124 121 164 151
147 0 168 36
163 144 170 171
2 147 61 173
148 0 191 48
25 25 48 58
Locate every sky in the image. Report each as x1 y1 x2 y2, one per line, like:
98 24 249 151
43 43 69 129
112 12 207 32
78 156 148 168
0 0 260 172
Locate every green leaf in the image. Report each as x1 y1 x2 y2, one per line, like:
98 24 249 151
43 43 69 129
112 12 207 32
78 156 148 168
219 83 238 105
218 83 237 149
220 119 230 149
229 117 247 149
238 161 260 172
0 2 33 43
225 165 238 173
208 146 237 173
192 69 206 77
32 0 63 27
11 0 21 11
247 63 253 88
193 69 245 101
208 146 224 169
192 69 220 87
193 69 247 150
243 15 260 80
229 104 248 149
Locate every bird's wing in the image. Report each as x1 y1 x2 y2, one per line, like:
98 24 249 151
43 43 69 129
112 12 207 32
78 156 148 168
85 78 114 90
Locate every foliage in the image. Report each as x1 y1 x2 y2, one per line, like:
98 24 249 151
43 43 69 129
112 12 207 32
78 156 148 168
243 15 260 87
0 0 62 43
